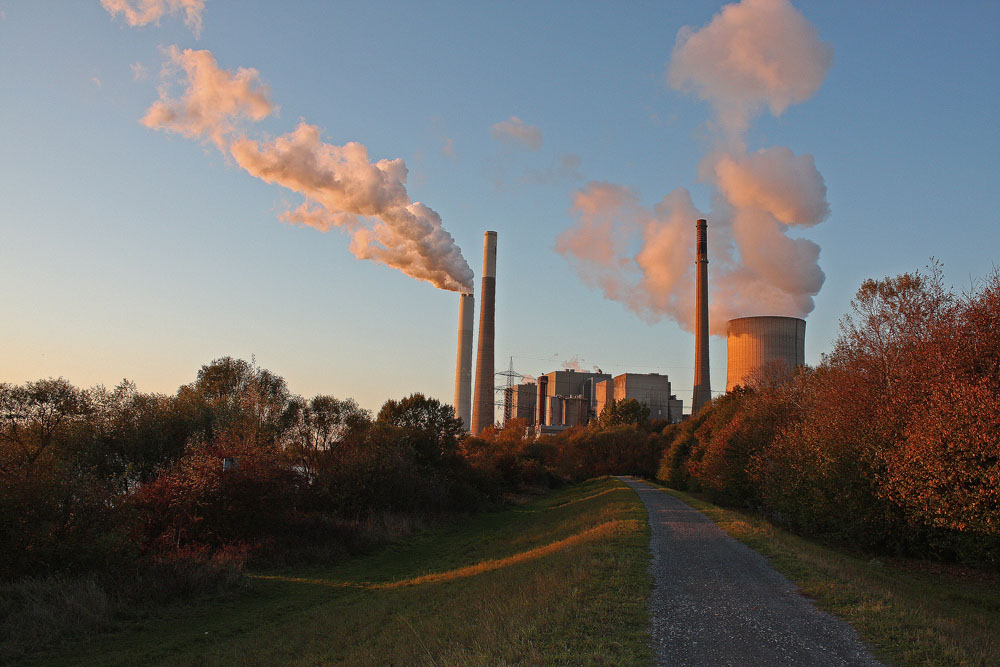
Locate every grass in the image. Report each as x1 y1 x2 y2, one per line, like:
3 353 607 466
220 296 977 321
23 478 652 666
650 483 1000 666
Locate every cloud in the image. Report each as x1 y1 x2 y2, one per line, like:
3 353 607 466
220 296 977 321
141 47 274 148
441 137 455 157
490 116 543 151
131 62 149 81
101 0 206 37
667 0 832 137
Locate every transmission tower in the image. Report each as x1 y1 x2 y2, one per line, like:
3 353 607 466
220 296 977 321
495 356 525 425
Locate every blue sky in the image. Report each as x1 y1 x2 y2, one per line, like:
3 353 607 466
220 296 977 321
1 1 998 413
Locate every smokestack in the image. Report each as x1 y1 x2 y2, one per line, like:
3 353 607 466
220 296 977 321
453 292 475 430
692 218 711 415
471 231 497 434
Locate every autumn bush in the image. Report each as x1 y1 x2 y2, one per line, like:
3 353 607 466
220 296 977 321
659 265 1000 566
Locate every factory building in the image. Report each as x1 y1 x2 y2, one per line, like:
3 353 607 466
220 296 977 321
726 316 806 391
526 369 611 434
502 382 537 426
595 373 683 424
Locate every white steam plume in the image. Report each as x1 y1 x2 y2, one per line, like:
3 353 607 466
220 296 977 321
667 0 832 139
558 0 831 333
101 0 205 36
141 48 473 292
142 47 274 148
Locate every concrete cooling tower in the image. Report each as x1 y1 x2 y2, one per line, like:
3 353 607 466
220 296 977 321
726 316 806 392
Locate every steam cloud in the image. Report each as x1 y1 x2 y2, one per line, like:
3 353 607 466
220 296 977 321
141 47 473 292
557 0 832 333
101 0 205 36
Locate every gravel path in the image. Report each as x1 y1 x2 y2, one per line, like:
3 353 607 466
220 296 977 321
618 476 882 666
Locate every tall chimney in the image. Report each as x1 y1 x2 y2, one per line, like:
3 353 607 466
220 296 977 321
471 231 497 434
453 292 475 430
692 218 711 415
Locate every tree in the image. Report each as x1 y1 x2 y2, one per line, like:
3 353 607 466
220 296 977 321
187 357 292 445
597 398 650 428
286 395 371 478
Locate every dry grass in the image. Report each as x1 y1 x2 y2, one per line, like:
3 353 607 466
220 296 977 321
27 478 653 666
655 484 1000 666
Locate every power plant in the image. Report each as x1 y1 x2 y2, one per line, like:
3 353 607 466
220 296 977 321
692 218 711 415
726 316 806 391
450 219 809 431
453 292 474 430
501 369 683 434
471 231 497 435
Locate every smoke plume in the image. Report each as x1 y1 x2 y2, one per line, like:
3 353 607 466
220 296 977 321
558 0 832 333
142 47 274 148
102 0 205 36
667 0 832 139
142 48 473 292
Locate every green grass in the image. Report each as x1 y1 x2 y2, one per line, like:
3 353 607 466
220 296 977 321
26 478 652 666
651 483 1000 666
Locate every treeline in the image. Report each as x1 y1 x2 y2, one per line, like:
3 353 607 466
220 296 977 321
3 263 997 584
2 357 664 583
0 361 500 579
660 265 1000 566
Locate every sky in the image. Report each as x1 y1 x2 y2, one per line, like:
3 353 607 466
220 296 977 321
1 0 998 414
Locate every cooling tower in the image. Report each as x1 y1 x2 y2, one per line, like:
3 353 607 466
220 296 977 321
471 231 497 435
726 316 806 391
692 218 711 415
453 292 474 430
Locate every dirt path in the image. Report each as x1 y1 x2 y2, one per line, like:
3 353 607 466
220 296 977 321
618 477 881 666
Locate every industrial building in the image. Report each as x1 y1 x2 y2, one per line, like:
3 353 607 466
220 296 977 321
726 316 806 391
595 373 683 424
534 369 611 433
453 220 811 436
501 369 683 433
502 382 537 426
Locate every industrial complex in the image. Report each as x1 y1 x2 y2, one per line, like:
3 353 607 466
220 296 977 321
453 223 808 435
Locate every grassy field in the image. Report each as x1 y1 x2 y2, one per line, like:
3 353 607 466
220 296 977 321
25 478 652 666
653 483 1000 666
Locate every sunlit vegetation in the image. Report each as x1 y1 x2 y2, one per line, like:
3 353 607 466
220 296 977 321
655 485 1000 666
3 262 998 661
22 478 651 666
659 264 1000 566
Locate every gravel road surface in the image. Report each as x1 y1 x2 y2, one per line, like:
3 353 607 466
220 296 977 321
619 476 882 666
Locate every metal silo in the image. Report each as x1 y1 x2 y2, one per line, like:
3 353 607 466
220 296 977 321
726 316 806 392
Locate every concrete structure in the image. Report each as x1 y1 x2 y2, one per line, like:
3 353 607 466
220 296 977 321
471 231 497 435
453 292 474 430
726 316 806 391
563 396 588 427
668 395 683 422
503 382 537 426
536 375 549 427
594 379 612 420
536 369 611 426
595 373 684 423
547 395 564 426
613 373 675 422
692 218 711 415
